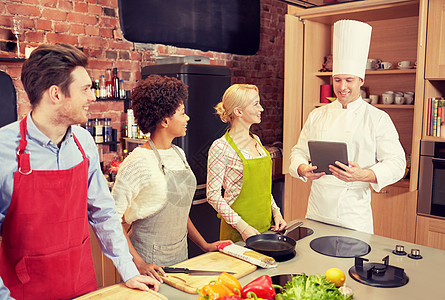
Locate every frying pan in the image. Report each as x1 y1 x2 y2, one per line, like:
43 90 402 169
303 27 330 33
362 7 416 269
245 222 303 258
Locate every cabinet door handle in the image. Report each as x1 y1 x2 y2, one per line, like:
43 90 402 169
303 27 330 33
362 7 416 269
380 190 389 194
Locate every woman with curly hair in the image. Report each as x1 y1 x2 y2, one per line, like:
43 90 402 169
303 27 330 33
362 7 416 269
207 84 287 243
112 75 228 282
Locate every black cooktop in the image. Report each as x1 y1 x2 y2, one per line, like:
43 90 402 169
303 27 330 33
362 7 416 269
310 236 371 258
271 274 295 287
349 256 409 288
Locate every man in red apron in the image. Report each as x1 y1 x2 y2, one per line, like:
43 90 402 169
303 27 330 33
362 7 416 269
0 44 160 299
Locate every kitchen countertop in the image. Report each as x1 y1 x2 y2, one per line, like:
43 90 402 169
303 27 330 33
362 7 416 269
158 219 445 299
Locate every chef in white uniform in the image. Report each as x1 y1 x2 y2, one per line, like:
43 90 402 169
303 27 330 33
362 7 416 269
289 20 406 233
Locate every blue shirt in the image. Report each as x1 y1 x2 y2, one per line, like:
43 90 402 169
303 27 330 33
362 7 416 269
0 113 139 297
0 277 13 300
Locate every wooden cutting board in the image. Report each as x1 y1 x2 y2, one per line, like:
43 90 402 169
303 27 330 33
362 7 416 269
162 252 257 294
74 283 167 300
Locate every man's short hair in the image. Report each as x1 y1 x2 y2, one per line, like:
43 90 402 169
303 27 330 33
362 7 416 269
21 44 88 107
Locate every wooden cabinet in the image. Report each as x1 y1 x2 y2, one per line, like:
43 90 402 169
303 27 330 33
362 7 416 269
416 215 445 250
425 0 445 79
283 174 311 221
89 226 122 288
421 0 445 138
282 0 425 242
371 183 417 242
414 0 445 250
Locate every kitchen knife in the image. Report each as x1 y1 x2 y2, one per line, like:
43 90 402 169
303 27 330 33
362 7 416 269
162 267 235 276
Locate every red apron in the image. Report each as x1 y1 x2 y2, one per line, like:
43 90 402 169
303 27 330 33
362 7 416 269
0 117 97 300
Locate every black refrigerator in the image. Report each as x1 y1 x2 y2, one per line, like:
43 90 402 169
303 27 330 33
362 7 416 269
141 63 231 258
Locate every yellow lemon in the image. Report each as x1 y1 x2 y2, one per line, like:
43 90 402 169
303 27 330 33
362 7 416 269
325 268 346 287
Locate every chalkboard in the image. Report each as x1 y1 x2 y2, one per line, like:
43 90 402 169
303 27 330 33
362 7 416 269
118 0 260 55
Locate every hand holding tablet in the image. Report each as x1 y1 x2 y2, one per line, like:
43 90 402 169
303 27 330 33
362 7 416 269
308 140 348 175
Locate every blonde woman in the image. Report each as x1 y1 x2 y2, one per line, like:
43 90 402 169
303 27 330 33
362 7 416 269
207 84 287 243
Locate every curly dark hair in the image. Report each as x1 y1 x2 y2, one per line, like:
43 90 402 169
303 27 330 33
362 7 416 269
131 75 188 134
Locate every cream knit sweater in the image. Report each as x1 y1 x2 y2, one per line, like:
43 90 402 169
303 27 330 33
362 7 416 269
112 146 188 224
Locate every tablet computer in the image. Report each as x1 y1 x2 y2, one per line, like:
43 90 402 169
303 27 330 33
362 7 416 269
308 140 348 175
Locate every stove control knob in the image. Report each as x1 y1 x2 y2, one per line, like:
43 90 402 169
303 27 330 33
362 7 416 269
392 244 407 256
408 248 422 259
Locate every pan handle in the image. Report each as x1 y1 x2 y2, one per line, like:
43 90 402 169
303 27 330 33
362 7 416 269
283 221 303 236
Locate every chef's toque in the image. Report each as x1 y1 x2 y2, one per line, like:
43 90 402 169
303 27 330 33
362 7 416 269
333 20 372 80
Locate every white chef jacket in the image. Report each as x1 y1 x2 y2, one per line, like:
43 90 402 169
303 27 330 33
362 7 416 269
289 98 406 233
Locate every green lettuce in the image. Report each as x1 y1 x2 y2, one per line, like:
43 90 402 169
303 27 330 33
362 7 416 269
276 274 353 300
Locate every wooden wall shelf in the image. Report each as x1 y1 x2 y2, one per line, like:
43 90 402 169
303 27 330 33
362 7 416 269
96 97 128 102
315 103 414 109
421 136 445 141
375 104 414 109
123 137 147 144
0 57 26 62
315 69 416 77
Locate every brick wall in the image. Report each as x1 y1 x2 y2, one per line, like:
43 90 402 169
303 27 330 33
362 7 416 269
0 0 285 167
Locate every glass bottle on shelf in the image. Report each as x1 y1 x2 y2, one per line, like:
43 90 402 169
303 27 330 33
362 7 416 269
121 149 128 161
112 68 120 98
127 109 135 138
99 75 106 99
131 124 138 139
94 79 100 99
104 118 112 143
86 118 94 136
12 16 24 58
91 77 96 97
94 118 104 144
122 124 128 138
105 69 113 99
119 80 126 99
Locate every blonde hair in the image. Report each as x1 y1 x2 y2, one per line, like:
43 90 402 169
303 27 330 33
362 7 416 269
215 84 259 123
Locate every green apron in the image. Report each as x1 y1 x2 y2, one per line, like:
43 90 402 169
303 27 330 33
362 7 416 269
220 130 273 242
